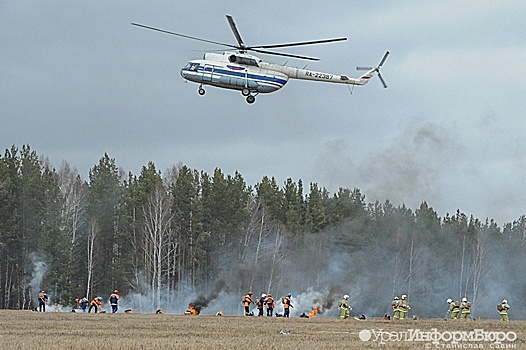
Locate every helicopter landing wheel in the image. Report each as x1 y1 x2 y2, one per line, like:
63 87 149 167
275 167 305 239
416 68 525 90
242 88 250 96
198 86 205 95
246 95 255 104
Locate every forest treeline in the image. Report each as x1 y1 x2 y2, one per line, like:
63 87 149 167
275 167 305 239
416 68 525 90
1 145 525 317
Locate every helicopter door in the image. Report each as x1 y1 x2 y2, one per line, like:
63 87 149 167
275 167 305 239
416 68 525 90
202 65 214 83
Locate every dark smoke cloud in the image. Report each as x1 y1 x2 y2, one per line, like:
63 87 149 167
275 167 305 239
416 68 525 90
188 279 229 314
313 285 345 314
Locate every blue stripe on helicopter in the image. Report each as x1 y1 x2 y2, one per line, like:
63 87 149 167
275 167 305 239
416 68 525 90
198 66 287 87
227 65 245 71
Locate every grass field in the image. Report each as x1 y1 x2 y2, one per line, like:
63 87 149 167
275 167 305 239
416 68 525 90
0 310 522 349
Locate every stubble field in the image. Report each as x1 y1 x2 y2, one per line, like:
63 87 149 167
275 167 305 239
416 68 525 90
0 310 523 349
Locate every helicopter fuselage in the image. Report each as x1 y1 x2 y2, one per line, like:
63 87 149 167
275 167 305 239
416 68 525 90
180 52 373 99
180 52 289 95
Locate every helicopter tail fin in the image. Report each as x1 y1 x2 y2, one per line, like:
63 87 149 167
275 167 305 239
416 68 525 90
356 69 376 86
355 51 389 88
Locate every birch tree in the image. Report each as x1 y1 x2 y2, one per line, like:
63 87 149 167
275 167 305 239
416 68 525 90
142 182 174 310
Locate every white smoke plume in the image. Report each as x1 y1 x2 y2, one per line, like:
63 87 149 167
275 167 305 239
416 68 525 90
29 253 48 305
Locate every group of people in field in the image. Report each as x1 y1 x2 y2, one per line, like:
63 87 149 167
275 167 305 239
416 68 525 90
37 288 120 313
241 291 513 321
242 291 293 317
74 290 120 313
38 287 513 321
446 297 511 322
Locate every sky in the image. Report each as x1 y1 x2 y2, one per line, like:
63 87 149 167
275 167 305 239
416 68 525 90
2 1 526 225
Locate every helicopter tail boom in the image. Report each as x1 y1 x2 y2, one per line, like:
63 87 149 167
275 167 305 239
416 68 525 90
259 51 389 88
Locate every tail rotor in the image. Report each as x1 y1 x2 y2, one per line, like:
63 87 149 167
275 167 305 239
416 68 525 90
356 51 390 88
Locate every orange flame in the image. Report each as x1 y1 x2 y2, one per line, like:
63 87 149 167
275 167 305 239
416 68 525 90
307 306 320 318
186 305 197 315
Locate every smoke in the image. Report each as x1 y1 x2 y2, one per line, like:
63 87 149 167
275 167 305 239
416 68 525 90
188 279 229 314
29 253 48 303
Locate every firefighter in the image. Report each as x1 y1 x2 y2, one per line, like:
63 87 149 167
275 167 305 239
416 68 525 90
109 290 120 313
79 297 89 312
257 293 266 316
392 296 400 320
446 298 460 320
88 296 103 313
242 291 254 316
282 293 293 317
265 293 275 317
398 294 410 320
498 299 510 322
459 297 471 320
38 290 49 312
338 294 351 319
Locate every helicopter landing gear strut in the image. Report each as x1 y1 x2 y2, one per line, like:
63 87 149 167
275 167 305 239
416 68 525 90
198 85 205 95
242 89 257 104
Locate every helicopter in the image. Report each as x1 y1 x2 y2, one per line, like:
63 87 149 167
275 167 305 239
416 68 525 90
132 16 389 104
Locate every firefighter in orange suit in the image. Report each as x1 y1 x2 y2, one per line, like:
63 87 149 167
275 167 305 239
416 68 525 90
283 293 293 317
257 293 266 316
89 296 103 313
266 294 275 317
242 292 254 316
109 290 120 313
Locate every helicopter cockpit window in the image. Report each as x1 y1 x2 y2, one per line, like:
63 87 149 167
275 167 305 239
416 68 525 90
184 63 200 71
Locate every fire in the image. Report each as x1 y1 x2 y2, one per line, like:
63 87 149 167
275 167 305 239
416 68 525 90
185 305 198 315
307 306 320 318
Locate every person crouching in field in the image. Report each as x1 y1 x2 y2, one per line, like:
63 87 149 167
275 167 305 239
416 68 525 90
78 297 89 312
89 297 103 313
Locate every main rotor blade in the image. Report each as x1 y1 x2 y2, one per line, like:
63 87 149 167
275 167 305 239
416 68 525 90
250 37 347 50
249 48 319 61
226 15 245 48
131 23 239 49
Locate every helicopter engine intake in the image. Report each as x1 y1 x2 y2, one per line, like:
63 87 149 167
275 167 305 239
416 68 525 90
228 54 259 67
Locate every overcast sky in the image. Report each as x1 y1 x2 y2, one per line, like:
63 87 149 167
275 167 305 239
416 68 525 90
2 1 526 224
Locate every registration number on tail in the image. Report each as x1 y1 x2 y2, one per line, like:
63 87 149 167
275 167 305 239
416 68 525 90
305 72 333 80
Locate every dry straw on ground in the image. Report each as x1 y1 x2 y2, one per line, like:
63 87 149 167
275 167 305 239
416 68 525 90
0 310 522 349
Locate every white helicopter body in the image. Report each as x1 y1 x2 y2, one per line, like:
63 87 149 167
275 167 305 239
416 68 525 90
133 16 389 104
